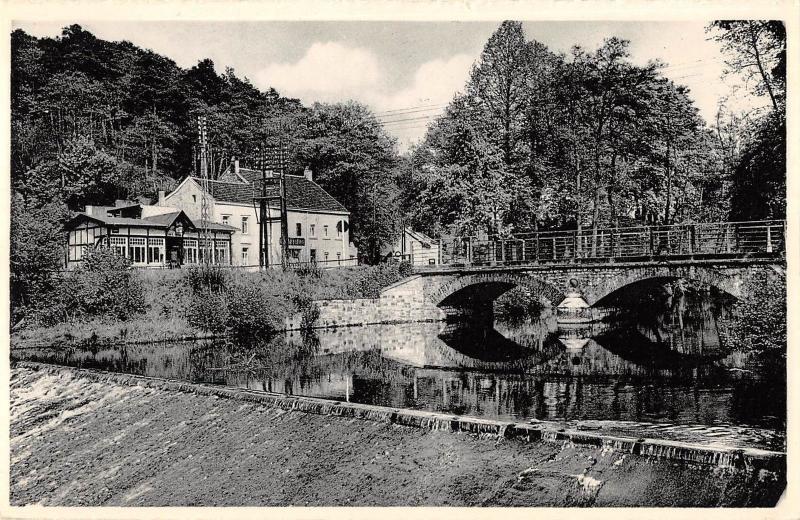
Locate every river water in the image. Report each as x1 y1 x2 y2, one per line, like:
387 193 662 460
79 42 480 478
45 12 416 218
12 294 786 452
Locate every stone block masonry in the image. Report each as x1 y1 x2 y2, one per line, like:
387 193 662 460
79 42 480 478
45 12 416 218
285 259 783 331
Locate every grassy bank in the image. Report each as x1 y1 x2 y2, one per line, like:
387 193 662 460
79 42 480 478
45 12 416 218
11 251 412 349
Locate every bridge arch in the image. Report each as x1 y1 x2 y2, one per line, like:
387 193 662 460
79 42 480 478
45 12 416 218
426 272 565 310
583 265 743 307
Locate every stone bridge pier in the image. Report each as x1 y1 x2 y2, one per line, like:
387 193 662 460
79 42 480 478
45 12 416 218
288 259 783 330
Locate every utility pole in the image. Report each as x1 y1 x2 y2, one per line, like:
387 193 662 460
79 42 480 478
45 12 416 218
198 116 212 265
257 145 270 269
253 121 291 269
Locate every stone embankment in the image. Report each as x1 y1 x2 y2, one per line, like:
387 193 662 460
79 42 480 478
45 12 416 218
9 362 786 507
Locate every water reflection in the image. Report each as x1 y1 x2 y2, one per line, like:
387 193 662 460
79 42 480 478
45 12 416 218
12 294 785 450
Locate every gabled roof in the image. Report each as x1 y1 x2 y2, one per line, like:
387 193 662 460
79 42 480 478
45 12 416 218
405 228 436 246
194 169 348 214
65 208 237 233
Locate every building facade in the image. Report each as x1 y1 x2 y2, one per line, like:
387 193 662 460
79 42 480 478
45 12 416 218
383 228 441 266
64 202 236 268
160 163 357 269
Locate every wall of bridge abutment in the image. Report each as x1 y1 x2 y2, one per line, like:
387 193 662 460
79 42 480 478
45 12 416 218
286 259 784 330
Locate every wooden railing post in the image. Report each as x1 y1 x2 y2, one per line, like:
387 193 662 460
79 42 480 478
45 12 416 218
572 231 577 262
609 228 615 259
766 224 773 253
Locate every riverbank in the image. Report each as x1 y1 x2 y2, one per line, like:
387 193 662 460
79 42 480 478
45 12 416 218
10 362 785 507
11 263 410 350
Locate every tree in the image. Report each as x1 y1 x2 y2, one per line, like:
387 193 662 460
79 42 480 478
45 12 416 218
293 101 400 262
708 20 786 220
709 21 786 112
10 195 69 324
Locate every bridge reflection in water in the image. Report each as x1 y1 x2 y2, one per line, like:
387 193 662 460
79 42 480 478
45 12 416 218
13 302 785 450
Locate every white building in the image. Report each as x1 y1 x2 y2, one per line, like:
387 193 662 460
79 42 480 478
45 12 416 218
384 227 441 266
160 162 357 269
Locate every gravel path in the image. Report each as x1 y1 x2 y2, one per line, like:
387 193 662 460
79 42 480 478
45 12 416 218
9 365 785 507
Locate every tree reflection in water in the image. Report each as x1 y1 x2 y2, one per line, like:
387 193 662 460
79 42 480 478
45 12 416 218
10 287 785 442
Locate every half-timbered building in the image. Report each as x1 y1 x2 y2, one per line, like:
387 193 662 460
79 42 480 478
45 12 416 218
64 202 236 268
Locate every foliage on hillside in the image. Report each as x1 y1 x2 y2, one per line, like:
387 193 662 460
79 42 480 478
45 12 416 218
10 25 400 267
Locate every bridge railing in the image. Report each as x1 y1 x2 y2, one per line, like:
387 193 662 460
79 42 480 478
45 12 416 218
437 220 785 266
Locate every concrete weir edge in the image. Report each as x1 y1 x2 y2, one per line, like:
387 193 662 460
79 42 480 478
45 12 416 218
14 361 785 472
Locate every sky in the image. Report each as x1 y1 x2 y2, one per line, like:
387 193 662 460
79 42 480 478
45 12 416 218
14 20 765 150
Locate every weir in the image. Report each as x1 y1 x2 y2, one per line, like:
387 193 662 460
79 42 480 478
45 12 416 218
15 361 786 473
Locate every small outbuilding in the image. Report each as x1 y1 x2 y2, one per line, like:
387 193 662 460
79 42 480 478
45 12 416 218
384 228 441 266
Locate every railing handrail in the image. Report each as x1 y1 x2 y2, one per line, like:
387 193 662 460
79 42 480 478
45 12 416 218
438 219 785 243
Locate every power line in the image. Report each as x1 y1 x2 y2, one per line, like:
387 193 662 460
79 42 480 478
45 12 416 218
376 106 448 120
378 113 444 126
372 102 448 116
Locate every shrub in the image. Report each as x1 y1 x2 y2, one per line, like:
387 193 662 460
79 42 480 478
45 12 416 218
226 279 290 337
187 290 229 334
184 265 229 294
721 273 786 368
494 286 544 319
53 248 146 322
344 263 406 298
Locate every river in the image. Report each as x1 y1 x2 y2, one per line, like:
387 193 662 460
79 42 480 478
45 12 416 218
11 290 786 452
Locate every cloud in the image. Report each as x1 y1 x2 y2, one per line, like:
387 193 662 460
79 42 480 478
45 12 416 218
375 54 474 111
257 42 382 104
256 42 474 150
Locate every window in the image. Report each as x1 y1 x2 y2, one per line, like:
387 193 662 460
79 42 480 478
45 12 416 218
183 239 198 264
129 237 146 264
310 249 316 263
110 227 120 234
198 239 211 263
429 258 436 265
336 252 341 265
241 216 249 234
192 195 197 203
310 224 316 236
289 249 301 259
324 251 329 262
110 237 127 257
148 237 165 264
296 223 302 236
215 243 228 264
242 247 249 265
323 225 329 237
221 215 230 226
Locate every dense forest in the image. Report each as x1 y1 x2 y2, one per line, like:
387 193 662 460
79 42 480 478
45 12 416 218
10 21 786 317
397 21 786 238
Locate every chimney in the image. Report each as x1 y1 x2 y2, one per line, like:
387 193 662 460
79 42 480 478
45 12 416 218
231 157 239 176
85 205 93 215
158 190 166 206
304 166 313 182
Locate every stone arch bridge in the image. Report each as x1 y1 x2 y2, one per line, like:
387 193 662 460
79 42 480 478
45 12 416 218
294 218 785 329
294 257 784 330
379 259 783 321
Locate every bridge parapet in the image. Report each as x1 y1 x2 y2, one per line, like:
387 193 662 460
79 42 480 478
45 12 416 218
435 220 785 268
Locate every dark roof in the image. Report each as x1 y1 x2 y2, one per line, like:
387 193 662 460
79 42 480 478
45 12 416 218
66 209 236 233
196 170 348 213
